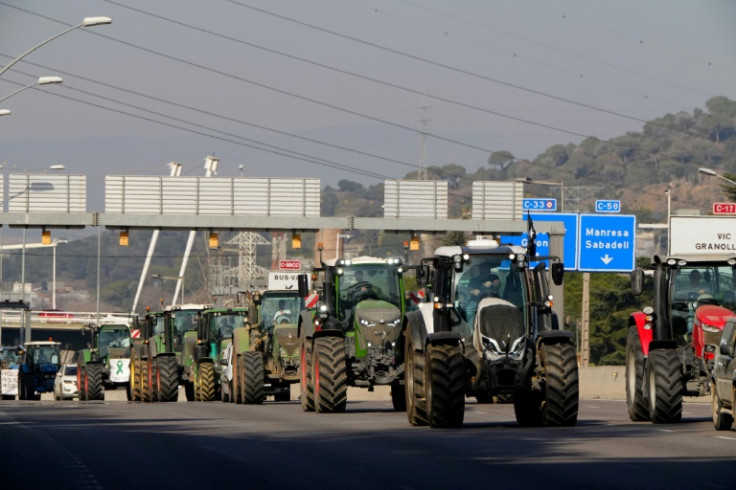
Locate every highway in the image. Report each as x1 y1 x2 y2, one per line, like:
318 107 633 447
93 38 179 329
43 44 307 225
1 394 734 490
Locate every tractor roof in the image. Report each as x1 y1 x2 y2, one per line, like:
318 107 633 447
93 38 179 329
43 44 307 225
323 256 403 267
434 239 523 258
165 303 214 312
23 341 61 347
203 307 248 314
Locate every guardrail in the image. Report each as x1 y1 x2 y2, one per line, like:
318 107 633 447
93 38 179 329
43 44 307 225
0 310 136 327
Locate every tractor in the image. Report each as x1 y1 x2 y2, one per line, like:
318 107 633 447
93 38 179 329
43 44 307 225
298 256 407 413
191 306 248 402
226 291 302 404
628 255 736 423
77 323 132 401
171 303 213 400
403 237 576 428
129 309 179 402
18 341 61 400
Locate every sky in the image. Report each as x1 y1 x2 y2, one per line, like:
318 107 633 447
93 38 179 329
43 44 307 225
1 0 735 220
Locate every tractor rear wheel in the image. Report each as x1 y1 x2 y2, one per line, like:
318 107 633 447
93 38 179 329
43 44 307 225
646 348 683 423
405 330 428 426
300 340 315 412
425 343 465 428
131 358 142 401
141 359 152 402
539 342 579 427
86 363 104 401
625 326 649 421
243 352 266 404
157 356 179 402
711 384 733 430
313 336 348 413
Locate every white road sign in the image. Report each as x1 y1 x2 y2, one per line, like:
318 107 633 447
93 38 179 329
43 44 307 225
670 216 736 255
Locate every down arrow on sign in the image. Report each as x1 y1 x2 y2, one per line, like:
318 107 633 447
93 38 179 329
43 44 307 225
601 254 614 265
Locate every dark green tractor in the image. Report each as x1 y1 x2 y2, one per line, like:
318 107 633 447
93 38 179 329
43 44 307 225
78 323 132 401
130 309 179 402
191 307 248 402
298 257 407 413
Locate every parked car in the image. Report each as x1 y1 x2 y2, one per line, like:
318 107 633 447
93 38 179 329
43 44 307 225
711 317 736 430
54 364 78 400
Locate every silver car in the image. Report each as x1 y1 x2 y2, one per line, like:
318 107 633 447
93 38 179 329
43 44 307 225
54 364 78 400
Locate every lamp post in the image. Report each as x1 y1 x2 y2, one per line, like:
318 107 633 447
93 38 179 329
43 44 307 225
699 167 736 187
516 177 565 212
152 274 185 304
336 233 351 259
0 76 63 105
0 109 10 116
0 16 112 79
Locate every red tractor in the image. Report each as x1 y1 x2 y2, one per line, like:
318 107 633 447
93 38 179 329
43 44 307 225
628 255 736 423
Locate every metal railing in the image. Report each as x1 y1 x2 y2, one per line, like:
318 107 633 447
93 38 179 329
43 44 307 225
0 310 136 327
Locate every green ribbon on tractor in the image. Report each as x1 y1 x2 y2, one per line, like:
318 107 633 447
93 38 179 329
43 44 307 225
116 360 124 375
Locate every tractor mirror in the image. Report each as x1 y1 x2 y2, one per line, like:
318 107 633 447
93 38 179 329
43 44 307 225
298 274 309 297
631 268 644 295
416 265 430 287
720 343 734 357
550 262 564 285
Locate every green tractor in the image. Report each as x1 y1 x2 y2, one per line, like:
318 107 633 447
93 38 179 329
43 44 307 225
226 291 302 404
190 306 248 402
170 303 213 401
298 256 407 413
129 309 179 402
77 323 132 401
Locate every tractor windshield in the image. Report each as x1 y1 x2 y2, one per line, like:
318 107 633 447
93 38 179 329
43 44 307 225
98 326 131 358
0 348 20 367
31 345 60 366
454 257 526 327
262 295 301 330
171 310 200 338
211 312 247 340
670 265 736 341
338 265 402 310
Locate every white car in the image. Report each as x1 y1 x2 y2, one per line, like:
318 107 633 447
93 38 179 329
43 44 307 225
54 364 78 400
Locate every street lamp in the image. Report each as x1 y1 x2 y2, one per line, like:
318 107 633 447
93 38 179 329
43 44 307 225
698 167 736 187
152 274 185 304
0 17 112 79
0 76 63 105
0 109 10 116
516 177 565 212
336 233 351 259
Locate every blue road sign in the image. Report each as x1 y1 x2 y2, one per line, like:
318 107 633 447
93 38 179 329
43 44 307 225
522 198 557 212
578 214 636 272
498 233 551 267
595 200 621 213
501 213 578 269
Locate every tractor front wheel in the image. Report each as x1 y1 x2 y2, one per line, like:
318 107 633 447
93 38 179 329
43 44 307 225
425 343 465 428
539 341 579 427
646 348 683 424
85 363 104 401
300 340 315 412
243 352 266 404
404 330 428 426
313 336 347 413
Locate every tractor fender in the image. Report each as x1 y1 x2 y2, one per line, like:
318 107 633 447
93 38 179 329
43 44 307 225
313 329 345 339
426 331 463 349
416 302 436 336
537 330 573 345
298 310 316 340
232 327 251 354
629 311 655 355
406 311 427 351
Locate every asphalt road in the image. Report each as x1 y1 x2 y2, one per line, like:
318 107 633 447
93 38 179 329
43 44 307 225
1 395 735 490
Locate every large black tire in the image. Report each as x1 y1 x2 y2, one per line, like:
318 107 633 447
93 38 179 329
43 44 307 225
711 384 733 431
157 356 179 402
243 352 266 404
233 355 242 404
514 384 544 427
21 374 37 401
142 359 153 402
391 381 406 411
85 363 104 401
625 326 649 421
313 336 348 413
300 340 315 412
425 343 465 428
197 362 216 402
236 355 246 404
77 367 87 401
646 348 683 423
405 332 428 426
539 342 579 427
131 358 142 401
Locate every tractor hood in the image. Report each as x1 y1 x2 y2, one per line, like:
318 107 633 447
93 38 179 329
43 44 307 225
274 323 299 357
692 304 734 361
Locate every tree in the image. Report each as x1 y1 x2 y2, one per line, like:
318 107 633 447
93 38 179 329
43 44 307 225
488 150 515 169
